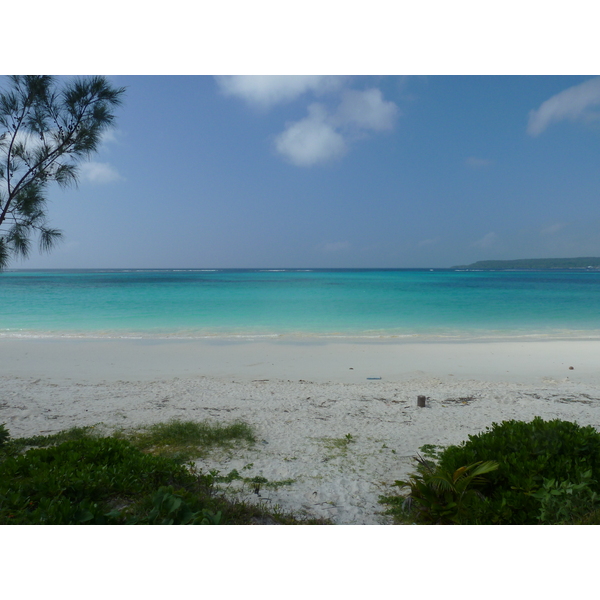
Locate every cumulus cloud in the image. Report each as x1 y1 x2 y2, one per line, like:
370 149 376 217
527 77 600 136
335 88 399 131
275 104 348 167
465 156 493 168
275 88 399 167
217 76 400 167
215 75 343 108
79 161 123 184
472 232 498 248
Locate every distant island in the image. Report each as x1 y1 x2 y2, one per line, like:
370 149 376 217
452 257 600 270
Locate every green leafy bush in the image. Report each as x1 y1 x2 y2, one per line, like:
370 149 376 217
0 437 212 524
437 418 600 524
0 423 9 448
0 423 325 525
531 470 600 524
381 456 498 524
128 486 222 525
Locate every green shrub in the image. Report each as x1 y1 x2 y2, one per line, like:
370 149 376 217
127 486 222 525
0 424 324 525
380 454 498 524
530 470 600 524
437 418 600 524
0 423 9 448
0 437 207 524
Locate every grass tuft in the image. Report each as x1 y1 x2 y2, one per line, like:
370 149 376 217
116 419 256 462
318 433 356 459
2 425 101 456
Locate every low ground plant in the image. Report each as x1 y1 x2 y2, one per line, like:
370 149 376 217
116 419 256 462
211 465 296 496
1 424 99 456
0 420 324 525
319 433 356 460
0 436 208 524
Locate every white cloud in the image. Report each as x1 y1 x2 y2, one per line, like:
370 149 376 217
465 156 493 168
472 232 498 248
274 89 399 167
217 76 400 167
274 104 347 167
215 75 343 108
527 77 600 136
100 128 121 145
335 88 399 131
79 161 123 184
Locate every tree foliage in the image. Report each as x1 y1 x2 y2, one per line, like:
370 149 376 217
452 257 600 270
0 75 125 270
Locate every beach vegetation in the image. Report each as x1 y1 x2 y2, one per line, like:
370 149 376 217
0 423 9 447
2 424 101 456
320 433 356 453
0 421 323 525
0 436 211 524
382 418 600 524
0 75 125 270
438 418 600 524
380 454 498 524
211 467 295 493
418 444 442 461
530 470 600 524
317 434 357 463
114 419 256 462
126 485 223 525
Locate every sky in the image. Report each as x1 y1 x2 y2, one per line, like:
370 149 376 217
5 74 600 269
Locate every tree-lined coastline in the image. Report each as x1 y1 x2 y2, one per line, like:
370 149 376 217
453 257 600 270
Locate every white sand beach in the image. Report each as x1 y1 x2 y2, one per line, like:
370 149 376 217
3 337 600 524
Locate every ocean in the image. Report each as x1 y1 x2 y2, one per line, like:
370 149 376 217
1 268 600 340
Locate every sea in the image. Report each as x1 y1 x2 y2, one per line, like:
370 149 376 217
1 268 600 341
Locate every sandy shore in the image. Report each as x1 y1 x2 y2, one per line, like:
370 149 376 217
2 337 600 524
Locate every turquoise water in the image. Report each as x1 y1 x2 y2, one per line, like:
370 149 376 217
1 269 600 340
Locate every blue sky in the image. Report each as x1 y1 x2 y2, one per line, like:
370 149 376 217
11 75 600 269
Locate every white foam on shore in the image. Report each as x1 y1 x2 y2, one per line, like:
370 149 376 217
3 328 600 342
